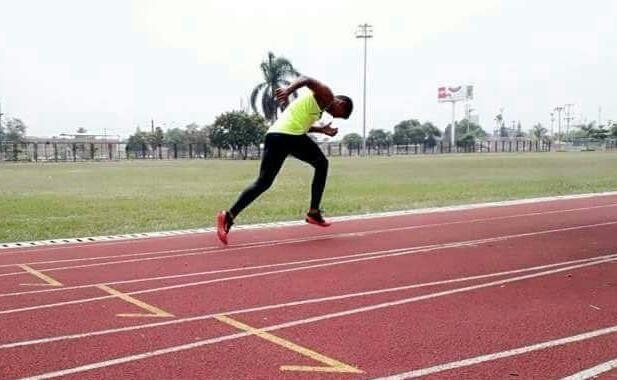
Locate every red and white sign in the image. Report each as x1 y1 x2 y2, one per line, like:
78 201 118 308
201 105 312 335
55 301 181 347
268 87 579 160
438 85 473 102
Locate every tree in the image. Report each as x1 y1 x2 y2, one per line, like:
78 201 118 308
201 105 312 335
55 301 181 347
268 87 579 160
183 123 199 144
392 119 422 145
4 118 27 142
421 122 441 147
576 122 609 140
366 129 392 148
342 133 363 151
76 127 88 134
591 126 609 140
126 128 148 155
148 127 165 158
163 128 185 147
392 119 442 146
495 113 505 137
211 111 267 159
531 123 548 140
515 121 526 138
183 123 210 147
457 133 476 147
610 122 617 138
250 52 300 123
209 124 228 157
578 122 595 137
444 120 487 144
499 125 509 138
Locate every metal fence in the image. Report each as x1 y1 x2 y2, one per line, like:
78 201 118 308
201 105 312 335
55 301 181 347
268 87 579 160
2 139 616 162
0 141 123 162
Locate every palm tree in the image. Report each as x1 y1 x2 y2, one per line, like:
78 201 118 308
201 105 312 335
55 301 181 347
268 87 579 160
250 52 300 123
531 123 547 140
580 122 595 137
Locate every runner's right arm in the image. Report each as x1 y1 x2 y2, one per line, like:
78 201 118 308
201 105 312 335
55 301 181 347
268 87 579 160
275 77 334 110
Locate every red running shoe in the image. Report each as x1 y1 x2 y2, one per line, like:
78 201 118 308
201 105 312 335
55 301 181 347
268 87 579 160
216 211 234 244
305 209 331 227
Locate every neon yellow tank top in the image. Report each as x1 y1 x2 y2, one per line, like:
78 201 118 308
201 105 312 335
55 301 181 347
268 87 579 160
268 92 322 135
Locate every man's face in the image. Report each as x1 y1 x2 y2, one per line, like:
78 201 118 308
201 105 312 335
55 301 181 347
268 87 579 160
329 97 349 119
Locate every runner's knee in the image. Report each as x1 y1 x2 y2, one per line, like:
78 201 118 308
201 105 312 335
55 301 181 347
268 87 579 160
314 156 328 173
254 175 275 192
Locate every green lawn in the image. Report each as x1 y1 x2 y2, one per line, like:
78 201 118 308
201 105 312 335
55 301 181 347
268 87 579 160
1 152 617 243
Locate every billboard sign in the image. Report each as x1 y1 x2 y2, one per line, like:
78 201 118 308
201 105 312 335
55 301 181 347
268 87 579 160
438 85 473 102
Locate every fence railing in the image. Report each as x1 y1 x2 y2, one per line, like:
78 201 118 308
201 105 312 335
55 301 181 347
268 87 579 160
2 139 615 162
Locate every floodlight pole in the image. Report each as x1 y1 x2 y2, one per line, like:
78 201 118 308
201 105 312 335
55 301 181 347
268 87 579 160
356 23 373 156
451 101 456 147
554 106 564 151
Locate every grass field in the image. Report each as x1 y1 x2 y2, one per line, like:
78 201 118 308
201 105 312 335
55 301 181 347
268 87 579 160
1 152 617 243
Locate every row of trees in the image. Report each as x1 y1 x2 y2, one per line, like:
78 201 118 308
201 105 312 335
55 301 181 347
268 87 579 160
341 119 487 150
126 112 268 159
127 114 617 158
570 122 617 141
525 121 617 142
339 120 617 151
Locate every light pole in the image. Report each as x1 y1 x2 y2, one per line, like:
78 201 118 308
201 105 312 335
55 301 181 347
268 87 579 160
554 106 564 150
466 106 475 134
564 103 574 143
0 101 4 138
356 23 373 156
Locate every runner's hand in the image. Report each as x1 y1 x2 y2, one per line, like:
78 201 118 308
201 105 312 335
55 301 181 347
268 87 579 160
322 123 338 137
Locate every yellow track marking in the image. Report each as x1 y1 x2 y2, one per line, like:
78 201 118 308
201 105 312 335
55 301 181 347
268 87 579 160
215 315 363 374
18 264 63 287
97 285 174 318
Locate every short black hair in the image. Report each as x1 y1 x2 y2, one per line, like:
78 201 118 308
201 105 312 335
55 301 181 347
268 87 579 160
336 95 353 119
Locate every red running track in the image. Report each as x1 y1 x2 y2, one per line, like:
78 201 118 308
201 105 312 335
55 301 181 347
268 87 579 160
1 194 617 379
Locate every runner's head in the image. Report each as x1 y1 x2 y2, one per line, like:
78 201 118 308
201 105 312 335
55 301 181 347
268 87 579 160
327 95 353 119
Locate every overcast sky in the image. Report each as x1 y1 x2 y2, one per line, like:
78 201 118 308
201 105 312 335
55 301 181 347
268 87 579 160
0 0 615 138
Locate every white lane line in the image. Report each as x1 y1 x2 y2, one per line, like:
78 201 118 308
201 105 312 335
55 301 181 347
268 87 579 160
0 246 206 269
1 220 617 316
2 200 617 280
4 208 616 299
2 201 616 271
374 333 617 379
4 190 617 253
2 252 616 350
19 256 617 380
561 358 617 380
0 244 435 298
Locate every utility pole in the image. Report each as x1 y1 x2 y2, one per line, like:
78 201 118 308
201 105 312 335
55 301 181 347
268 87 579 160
550 112 555 139
356 23 373 156
554 106 564 150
